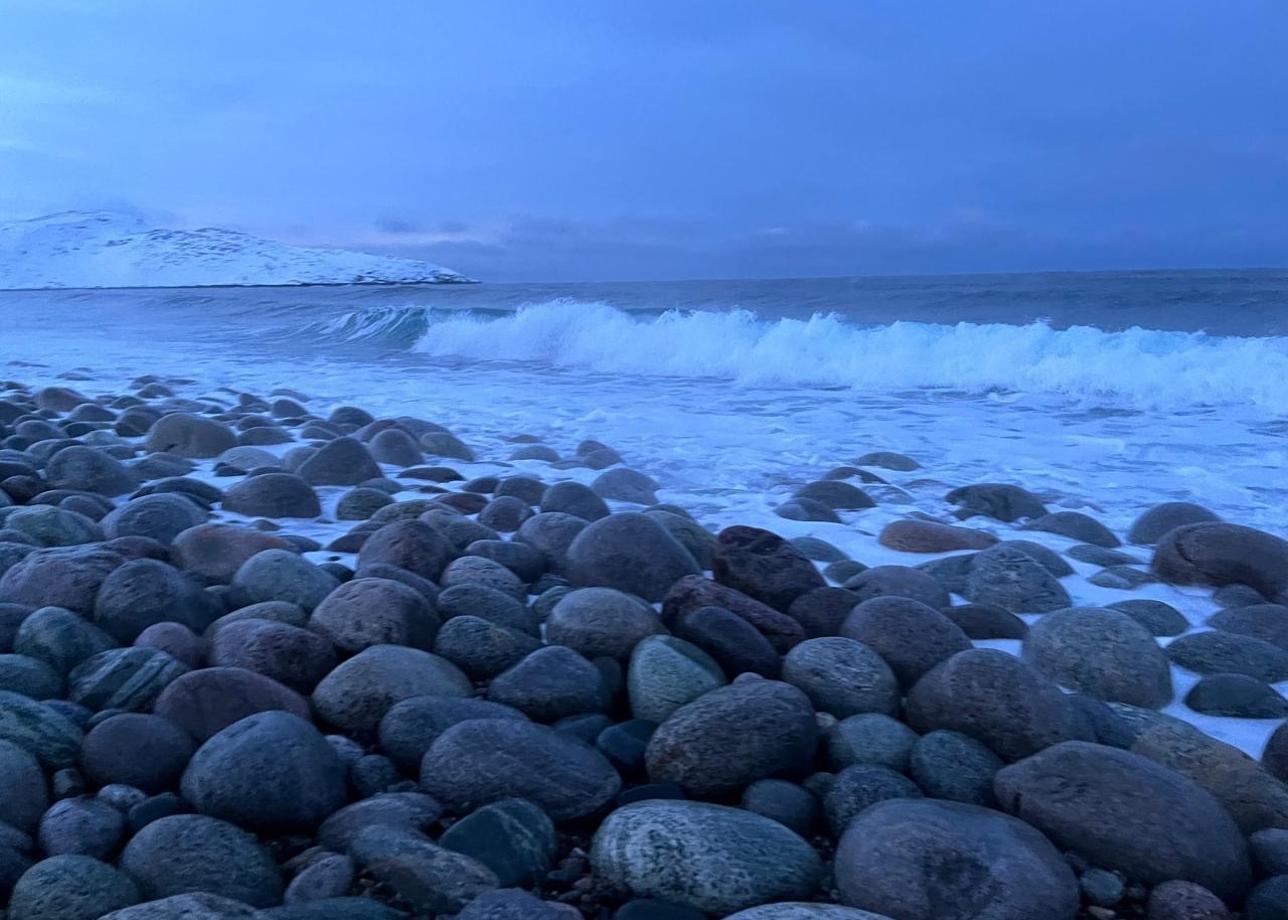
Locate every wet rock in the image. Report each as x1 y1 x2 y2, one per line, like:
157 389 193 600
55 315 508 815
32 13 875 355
547 587 664 659
669 604 781 678
1107 598 1189 636
843 565 951 609
297 437 382 486
645 678 817 797
1208 603 1288 650
712 526 826 612
1129 502 1222 545
839 596 971 688
591 800 822 915
153 666 309 741
834 797 1078 920
824 764 922 832
145 414 237 459
994 741 1252 901
0 737 46 832
825 712 917 772
906 649 1090 761
119 814 283 907
435 616 542 680
940 602 1028 639
102 494 207 545
1186 673 1288 718
964 544 1071 613
541 481 610 521
379 697 526 772
349 824 497 914
231 549 339 611
436 584 535 635
170 524 292 584
222 473 321 518
0 653 62 699
946 483 1048 523
209 618 335 693
782 637 898 717
879 519 996 553
46 445 138 496
420 719 621 821
95 558 216 643
487 645 610 721
1023 511 1119 547
645 510 715 569
438 797 556 887
5 506 103 547
740 778 819 837
0 691 83 767
1023 607 1172 707
440 555 524 599
1168 631 1288 682
1152 523 1288 601
80 713 194 793
181 711 346 832
663 576 805 653
312 645 471 734
793 480 875 510
309 577 439 654
567 513 700 602
627 635 726 723
37 795 125 858
909 729 1002 806
68 647 189 712
356 520 451 583
592 468 659 504
8 854 140 920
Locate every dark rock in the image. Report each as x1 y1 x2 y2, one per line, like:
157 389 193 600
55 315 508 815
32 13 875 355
94 559 216 643
994 741 1252 901
941 602 1028 639
793 480 875 510
964 544 1071 613
909 729 1002 806
774 498 841 523
946 483 1048 522
591 800 822 915
439 798 556 887
81 714 194 793
312 645 471 734
546 587 663 659
464 539 546 582
37 796 125 858
309 577 438 654
626 636 725 723
435 616 542 680
0 691 84 767
789 536 848 563
8 854 140 920
209 618 335 693
436 584 535 635
857 451 919 471
782 636 898 716
297 437 382 486
541 481 609 521
514 512 587 573
356 520 451 583
662 576 805 653
119 814 283 907
566 513 700 602
153 666 310 741
135 623 208 668
843 565 951 609
824 764 922 833
368 428 422 467
0 652 62 698
0 547 124 614
46 445 138 496
740 778 818 836
787 586 861 639
712 526 825 612
1145 880 1231 920
349 824 497 914
906 649 1090 761
5 506 103 547
1168 631 1288 682
1186 673 1288 718
645 678 816 797
145 414 237 459
879 519 996 552
440 555 525 599
670 604 781 679
68 647 189 712
1208 603 1288 650
834 798 1078 920
102 495 207 546
231 549 339 611
1023 511 1119 547
644 510 715 569
335 488 393 521
222 473 320 518
1129 502 1222 545
317 792 443 852
839 596 971 688
1023 607 1172 707
592 468 659 504
1152 523 1288 600
487 645 609 722
181 711 346 832
378 696 527 772
1107 598 1189 636
0 737 46 832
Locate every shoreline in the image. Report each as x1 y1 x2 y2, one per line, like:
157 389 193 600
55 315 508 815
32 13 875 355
0 372 1285 917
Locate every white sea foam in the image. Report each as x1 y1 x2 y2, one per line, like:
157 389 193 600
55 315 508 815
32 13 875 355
402 299 1288 411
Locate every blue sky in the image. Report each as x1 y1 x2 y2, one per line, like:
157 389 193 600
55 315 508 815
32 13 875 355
1 0 1285 281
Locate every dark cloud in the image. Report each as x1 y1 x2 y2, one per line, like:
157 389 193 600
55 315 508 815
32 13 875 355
1 0 1285 280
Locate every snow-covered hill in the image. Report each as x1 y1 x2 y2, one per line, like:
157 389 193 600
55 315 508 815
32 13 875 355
0 211 474 288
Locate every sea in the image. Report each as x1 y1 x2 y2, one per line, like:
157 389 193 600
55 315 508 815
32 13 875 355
3 269 1287 752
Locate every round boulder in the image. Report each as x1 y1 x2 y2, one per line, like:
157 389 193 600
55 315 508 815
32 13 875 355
566 513 700 602
119 814 282 907
1023 607 1173 708
308 577 439 654
782 637 899 717
312 645 471 734
222 473 321 519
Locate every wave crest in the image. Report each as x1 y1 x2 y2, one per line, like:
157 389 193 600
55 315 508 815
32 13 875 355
326 298 1288 410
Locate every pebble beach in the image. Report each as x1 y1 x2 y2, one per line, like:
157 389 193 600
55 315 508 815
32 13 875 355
0 369 1286 920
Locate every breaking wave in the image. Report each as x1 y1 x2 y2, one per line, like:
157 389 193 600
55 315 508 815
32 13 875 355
308 298 1288 410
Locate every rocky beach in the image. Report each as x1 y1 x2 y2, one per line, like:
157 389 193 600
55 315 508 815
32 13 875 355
0 373 1286 920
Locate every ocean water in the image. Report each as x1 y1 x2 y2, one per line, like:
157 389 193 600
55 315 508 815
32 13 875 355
3 270 1288 752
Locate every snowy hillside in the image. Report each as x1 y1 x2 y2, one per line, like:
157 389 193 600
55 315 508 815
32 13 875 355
0 211 474 288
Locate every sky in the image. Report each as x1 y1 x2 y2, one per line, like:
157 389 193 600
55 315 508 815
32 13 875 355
1 0 1285 282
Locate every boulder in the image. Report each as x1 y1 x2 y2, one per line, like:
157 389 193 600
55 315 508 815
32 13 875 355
662 576 805 653
170 524 292 584
712 526 826 612
222 474 321 519
1152 523 1288 601
839 597 971 688
1129 502 1221 545
309 577 439 654
945 483 1048 522
209 618 336 693
486 646 610 722
591 800 823 914
0 690 84 768
879 519 996 553
101 495 206 545
546 587 664 659
1023 607 1173 707
1023 511 1119 547
145 414 237 459
644 678 817 797
80 713 194 792
782 637 899 717
297 437 382 486
94 559 216 643
834 798 1078 920
378 696 528 772
356 521 451 583
46 445 138 496
348 825 498 914
994 741 1252 901
231 549 339 611
626 635 726 723
566 513 700 602
8 854 140 920
312 645 471 734
964 544 1071 613
153 666 310 741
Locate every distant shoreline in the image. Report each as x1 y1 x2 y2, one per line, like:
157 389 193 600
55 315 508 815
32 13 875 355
0 278 482 293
